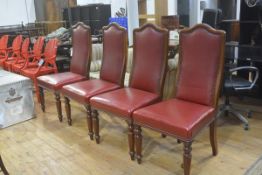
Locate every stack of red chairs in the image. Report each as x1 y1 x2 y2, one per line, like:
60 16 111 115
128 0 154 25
3 35 23 71
21 38 58 102
14 36 45 73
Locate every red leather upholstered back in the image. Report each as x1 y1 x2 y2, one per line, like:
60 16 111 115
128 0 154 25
129 24 168 96
100 23 127 86
176 24 225 107
70 22 91 78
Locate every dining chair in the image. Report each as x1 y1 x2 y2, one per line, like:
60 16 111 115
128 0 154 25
132 24 225 175
37 22 92 121
89 23 168 161
12 36 44 73
60 23 127 141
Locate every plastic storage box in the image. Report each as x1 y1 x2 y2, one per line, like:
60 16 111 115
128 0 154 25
0 70 35 128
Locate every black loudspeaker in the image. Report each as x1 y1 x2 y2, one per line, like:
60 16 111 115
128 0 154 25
80 6 90 20
71 7 81 22
202 9 222 28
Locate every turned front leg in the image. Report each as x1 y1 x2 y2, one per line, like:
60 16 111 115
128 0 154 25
85 105 94 140
64 97 72 125
128 123 135 160
39 86 45 112
55 92 63 122
183 141 192 175
92 109 100 144
134 125 142 164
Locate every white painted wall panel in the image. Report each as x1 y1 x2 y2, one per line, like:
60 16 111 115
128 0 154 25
0 0 36 26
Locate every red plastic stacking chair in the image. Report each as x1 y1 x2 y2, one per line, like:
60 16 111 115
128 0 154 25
11 38 30 73
37 22 92 121
3 35 23 71
132 24 225 175
12 36 44 73
60 23 127 138
21 39 58 102
0 35 9 67
89 23 168 150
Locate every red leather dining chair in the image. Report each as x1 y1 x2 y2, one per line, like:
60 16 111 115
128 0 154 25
21 39 58 102
60 23 127 141
0 35 9 67
37 22 92 122
12 36 44 73
90 24 168 158
11 38 30 72
3 35 23 71
132 24 225 175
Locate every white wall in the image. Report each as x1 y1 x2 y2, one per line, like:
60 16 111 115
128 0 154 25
77 0 127 17
0 0 36 26
168 0 177 15
127 0 139 46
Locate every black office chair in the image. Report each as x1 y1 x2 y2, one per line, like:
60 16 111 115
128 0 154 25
202 8 222 29
217 66 259 130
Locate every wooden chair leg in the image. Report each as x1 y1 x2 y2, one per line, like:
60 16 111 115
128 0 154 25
64 97 72 126
183 141 192 175
134 125 142 164
39 86 45 112
34 79 41 103
55 93 63 122
210 120 218 156
128 123 135 160
0 155 9 175
92 109 100 144
85 105 93 140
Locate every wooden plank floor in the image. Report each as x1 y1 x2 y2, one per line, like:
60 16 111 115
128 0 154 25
0 92 262 175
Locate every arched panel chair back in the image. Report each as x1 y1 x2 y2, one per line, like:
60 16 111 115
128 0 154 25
70 22 92 78
12 35 23 52
0 35 9 51
100 23 127 86
33 36 45 59
175 24 225 107
43 39 58 69
21 38 30 58
129 23 169 98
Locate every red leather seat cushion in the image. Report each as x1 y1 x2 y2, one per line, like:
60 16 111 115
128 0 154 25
61 79 121 104
90 88 160 119
133 98 215 140
37 72 87 91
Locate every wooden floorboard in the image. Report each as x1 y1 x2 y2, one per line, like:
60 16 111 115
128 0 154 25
0 92 262 175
